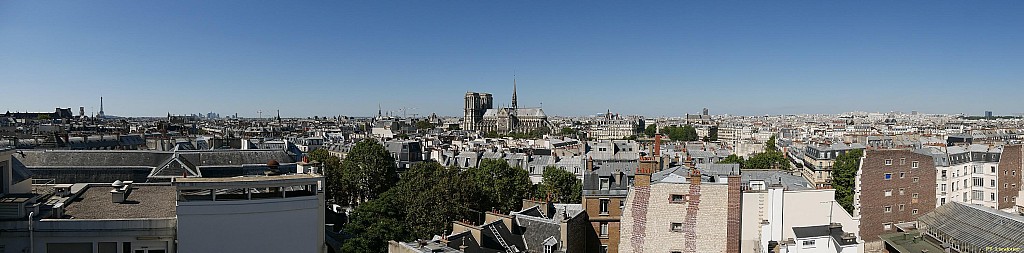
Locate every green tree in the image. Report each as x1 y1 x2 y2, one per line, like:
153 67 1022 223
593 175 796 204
833 149 862 214
703 126 718 142
717 154 746 167
560 127 577 136
469 159 534 212
342 162 480 252
663 125 699 142
682 125 698 141
340 139 400 206
415 120 434 130
340 193 408 253
765 134 778 153
535 166 582 204
745 150 791 170
644 124 658 137
393 162 480 239
307 149 345 204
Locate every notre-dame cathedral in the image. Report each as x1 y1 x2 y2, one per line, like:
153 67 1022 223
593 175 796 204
462 81 553 134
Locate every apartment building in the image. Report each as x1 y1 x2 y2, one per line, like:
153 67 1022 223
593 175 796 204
617 165 742 253
854 149 937 252
915 144 1021 210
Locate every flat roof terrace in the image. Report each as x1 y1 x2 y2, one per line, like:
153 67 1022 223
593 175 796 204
63 185 177 219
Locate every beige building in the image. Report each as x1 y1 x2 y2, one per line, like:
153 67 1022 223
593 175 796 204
618 166 741 253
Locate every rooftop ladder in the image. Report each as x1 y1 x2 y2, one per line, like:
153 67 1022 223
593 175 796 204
489 224 516 253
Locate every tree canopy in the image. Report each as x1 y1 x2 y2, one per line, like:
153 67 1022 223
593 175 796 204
739 135 791 170
338 139 400 206
832 149 862 214
306 149 345 204
662 125 699 142
534 166 582 204
469 159 534 212
644 124 658 137
341 160 534 252
717 154 746 167
414 120 435 130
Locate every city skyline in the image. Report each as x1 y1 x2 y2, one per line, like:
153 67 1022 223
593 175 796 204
3 1 1024 117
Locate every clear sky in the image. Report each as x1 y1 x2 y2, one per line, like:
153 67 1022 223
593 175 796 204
2 1 1023 117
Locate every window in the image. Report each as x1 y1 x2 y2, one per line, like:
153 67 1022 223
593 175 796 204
600 245 608 253
913 193 919 199
884 206 892 213
913 177 919 183
1006 183 1010 189
991 179 997 188
600 222 609 237
900 158 906 165
940 198 946 205
46 243 92 253
544 244 555 253
802 240 816 246
941 170 947 179
600 178 610 190
941 184 947 191
991 193 996 201
884 190 892 197
973 177 984 187
899 172 906 178
670 194 686 203
599 199 609 214
885 159 893 165
992 166 997 173
912 209 919 215
884 223 893 230
899 188 905 195
899 204 905 211
885 173 892 180
671 222 683 232
99 242 118 253
912 161 919 168
619 200 624 210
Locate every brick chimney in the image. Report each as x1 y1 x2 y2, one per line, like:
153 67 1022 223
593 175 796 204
586 156 594 172
653 134 662 157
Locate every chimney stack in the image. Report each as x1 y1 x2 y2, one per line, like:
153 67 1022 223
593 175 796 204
653 134 662 157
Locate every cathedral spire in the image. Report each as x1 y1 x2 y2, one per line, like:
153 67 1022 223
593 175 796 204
512 77 518 109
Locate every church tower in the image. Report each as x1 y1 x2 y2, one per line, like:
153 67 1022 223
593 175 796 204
511 78 518 109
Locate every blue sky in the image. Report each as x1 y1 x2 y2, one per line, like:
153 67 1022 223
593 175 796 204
2 1 1023 117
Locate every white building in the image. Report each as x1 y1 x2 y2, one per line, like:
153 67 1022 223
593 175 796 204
741 182 861 253
174 174 325 253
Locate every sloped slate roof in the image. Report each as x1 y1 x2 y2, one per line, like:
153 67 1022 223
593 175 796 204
17 150 172 168
178 150 294 167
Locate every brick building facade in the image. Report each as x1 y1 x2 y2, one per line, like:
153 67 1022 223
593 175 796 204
855 149 936 251
998 145 1022 210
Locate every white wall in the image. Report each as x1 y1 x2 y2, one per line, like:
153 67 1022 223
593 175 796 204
176 195 325 253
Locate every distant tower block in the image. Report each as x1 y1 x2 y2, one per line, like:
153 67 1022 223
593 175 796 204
79 107 85 117
703 108 709 116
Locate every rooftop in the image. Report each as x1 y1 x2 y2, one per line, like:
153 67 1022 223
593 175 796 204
173 173 320 183
879 230 945 253
63 185 177 219
791 224 859 246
